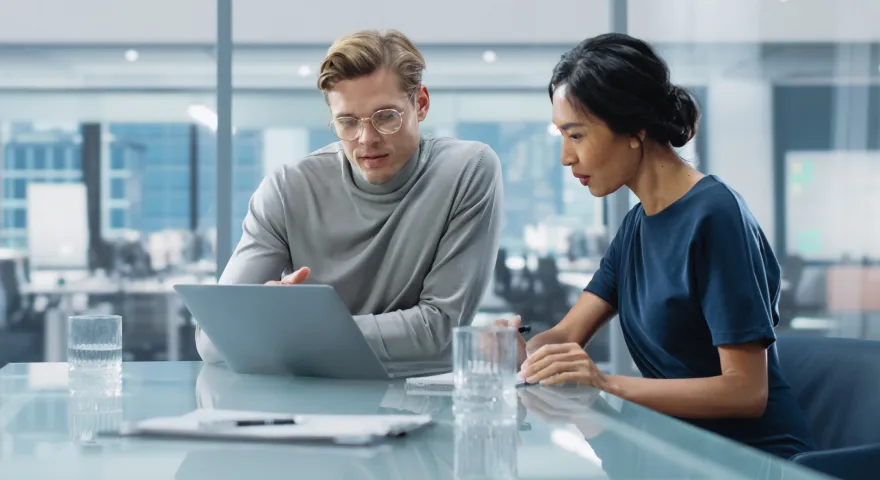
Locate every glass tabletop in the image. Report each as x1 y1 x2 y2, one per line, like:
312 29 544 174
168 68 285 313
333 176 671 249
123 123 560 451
0 362 830 480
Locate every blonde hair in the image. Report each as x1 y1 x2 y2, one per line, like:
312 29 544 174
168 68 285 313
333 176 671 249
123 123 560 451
318 29 425 99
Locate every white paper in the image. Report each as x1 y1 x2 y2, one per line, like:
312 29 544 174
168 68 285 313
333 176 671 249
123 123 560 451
121 409 431 444
405 372 526 387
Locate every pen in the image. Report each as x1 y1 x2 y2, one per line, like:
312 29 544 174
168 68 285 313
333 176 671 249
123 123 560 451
199 418 297 429
518 325 531 334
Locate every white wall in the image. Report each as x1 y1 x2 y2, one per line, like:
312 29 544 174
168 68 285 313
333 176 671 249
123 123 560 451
705 78 776 246
0 0 609 44
629 0 880 42
2 0 878 45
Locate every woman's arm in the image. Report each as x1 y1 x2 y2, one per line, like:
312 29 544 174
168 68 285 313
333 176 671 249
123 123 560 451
526 291 616 352
606 342 769 418
523 341 769 419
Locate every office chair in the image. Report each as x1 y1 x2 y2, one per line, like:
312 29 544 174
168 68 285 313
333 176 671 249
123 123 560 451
777 334 880 480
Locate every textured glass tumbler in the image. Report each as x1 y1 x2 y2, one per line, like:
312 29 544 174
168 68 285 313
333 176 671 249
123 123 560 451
68 315 122 396
452 326 518 416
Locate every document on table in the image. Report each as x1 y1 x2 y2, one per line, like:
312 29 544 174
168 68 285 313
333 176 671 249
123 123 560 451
112 409 432 445
405 372 526 388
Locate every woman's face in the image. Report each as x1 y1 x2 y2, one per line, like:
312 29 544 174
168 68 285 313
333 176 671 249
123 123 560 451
551 84 642 198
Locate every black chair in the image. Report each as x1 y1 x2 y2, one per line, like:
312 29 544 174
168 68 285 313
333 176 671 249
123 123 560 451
777 334 880 480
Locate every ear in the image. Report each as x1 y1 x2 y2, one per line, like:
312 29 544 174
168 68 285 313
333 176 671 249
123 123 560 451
629 130 646 149
416 85 430 122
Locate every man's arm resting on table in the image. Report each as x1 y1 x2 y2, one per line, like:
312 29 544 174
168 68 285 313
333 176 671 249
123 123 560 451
353 304 451 361
604 342 769 419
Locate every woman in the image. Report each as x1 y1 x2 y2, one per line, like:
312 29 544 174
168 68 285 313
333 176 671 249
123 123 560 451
502 33 814 459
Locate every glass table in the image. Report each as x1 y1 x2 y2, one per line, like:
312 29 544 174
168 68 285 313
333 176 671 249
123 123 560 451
0 362 830 479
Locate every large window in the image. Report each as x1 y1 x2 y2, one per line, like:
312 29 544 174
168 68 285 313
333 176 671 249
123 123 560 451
639 10 880 341
0 26 217 364
1 0 876 372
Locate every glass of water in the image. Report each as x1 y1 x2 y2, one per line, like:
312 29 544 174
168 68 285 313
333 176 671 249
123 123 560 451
68 315 122 395
452 326 518 416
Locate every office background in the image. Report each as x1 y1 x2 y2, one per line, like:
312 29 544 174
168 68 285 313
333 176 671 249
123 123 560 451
1 0 879 367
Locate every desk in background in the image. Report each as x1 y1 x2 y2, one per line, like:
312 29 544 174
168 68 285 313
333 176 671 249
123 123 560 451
825 265 880 339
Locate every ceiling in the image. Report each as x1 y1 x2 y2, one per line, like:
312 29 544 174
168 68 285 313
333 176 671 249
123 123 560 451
0 43 876 126
0 43 877 92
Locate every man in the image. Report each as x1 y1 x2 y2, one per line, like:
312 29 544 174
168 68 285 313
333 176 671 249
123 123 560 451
196 29 504 364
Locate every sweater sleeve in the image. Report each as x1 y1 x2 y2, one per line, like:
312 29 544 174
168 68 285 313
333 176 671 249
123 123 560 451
195 171 293 364
352 146 504 362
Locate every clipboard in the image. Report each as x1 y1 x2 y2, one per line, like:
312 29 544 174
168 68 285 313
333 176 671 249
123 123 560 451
112 409 433 446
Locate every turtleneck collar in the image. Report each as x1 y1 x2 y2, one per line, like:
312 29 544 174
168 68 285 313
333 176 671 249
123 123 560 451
343 137 428 201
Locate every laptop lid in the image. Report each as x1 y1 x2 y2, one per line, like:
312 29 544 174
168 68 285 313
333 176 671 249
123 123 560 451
174 284 391 380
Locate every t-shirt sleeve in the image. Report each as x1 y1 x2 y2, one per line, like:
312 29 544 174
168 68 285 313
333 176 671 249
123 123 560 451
585 224 624 310
695 203 779 348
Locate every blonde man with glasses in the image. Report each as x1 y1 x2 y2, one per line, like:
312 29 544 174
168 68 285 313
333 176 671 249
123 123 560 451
196 29 504 365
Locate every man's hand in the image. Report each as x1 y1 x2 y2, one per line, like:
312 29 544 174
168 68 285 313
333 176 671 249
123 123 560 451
493 315 527 369
265 267 310 285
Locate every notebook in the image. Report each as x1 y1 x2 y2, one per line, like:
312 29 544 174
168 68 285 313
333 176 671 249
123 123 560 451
110 409 432 445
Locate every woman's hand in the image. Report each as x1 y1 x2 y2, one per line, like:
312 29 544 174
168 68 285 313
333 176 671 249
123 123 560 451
520 343 609 390
493 315 527 369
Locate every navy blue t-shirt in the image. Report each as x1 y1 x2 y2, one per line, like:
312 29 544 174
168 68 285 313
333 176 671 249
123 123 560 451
585 175 814 459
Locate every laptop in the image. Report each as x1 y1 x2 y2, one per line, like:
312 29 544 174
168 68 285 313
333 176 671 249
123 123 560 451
174 284 451 380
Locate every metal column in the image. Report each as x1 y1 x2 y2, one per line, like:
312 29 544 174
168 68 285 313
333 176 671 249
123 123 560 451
607 0 636 376
81 123 105 272
188 124 201 261
215 0 233 278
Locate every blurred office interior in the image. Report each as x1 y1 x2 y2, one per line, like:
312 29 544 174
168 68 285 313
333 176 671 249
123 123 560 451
0 0 879 371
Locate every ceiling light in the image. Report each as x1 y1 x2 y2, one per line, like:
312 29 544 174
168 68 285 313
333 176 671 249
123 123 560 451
187 105 237 134
297 65 313 77
482 50 497 63
124 49 139 62
187 105 218 132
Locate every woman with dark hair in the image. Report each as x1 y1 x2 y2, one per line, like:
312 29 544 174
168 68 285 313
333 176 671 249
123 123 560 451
500 33 814 459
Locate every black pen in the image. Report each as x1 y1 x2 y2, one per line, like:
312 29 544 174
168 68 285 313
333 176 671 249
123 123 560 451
200 418 297 429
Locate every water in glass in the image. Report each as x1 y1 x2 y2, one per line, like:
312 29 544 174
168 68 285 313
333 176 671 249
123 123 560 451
452 326 518 416
68 315 122 395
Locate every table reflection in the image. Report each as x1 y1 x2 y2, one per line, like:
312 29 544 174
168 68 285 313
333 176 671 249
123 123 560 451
67 369 123 445
518 386 792 480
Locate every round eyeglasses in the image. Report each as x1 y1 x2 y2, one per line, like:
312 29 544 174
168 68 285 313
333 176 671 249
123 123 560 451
328 95 416 141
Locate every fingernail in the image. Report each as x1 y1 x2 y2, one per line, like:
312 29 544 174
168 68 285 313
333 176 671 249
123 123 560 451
526 377 536 384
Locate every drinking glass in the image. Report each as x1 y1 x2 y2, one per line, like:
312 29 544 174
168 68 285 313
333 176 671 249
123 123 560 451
452 326 518 416
68 315 122 395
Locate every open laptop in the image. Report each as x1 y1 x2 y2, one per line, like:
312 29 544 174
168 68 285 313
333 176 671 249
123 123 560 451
174 284 451 380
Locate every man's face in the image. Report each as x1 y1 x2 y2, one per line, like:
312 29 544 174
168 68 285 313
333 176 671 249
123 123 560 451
326 68 429 185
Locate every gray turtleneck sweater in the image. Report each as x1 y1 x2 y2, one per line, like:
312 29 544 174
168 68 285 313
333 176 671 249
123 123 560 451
196 135 504 364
